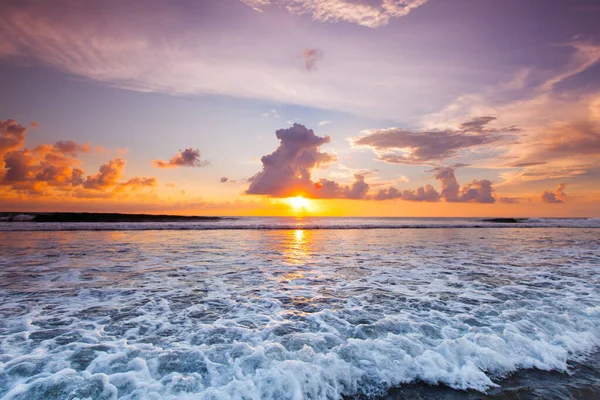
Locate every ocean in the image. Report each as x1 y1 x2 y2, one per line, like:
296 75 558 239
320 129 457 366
1 217 599 399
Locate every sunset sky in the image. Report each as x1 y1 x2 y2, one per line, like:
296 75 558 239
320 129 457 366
1 0 599 216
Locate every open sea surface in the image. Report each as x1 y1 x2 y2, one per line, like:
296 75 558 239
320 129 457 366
1 217 599 399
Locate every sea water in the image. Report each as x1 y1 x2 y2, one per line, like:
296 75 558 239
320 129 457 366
1 218 599 399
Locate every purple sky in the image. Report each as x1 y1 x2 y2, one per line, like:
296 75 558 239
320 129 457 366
0 0 599 216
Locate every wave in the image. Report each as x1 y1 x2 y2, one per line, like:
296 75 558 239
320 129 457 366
1 217 599 231
1 225 599 398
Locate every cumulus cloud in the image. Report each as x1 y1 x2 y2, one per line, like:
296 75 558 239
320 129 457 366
2 142 87 194
247 124 503 203
0 119 157 198
154 148 209 168
0 120 27 161
401 185 440 202
373 167 496 203
83 159 126 190
315 174 370 199
542 183 568 204
246 123 338 197
374 184 439 201
301 48 323 71
241 0 429 28
433 167 495 203
352 117 506 165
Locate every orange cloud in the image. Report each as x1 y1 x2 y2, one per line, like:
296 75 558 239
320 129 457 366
0 119 27 161
0 119 157 200
542 183 568 204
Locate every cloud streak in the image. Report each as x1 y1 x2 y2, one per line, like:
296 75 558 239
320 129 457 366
352 117 507 165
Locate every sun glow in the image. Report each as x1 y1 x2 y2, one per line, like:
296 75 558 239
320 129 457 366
287 196 312 212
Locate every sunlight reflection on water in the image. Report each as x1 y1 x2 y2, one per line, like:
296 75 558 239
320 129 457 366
0 228 599 399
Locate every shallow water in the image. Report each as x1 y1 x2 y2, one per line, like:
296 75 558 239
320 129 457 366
1 226 599 399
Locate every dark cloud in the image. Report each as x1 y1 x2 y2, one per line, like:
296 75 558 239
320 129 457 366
220 177 229 183
246 123 337 198
154 148 209 168
459 116 496 131
542 183 567 203
511 162 547 168
301 48 323 71
352 117 506 164
54 140 92 156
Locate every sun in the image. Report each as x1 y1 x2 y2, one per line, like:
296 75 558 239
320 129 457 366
287 196 312 212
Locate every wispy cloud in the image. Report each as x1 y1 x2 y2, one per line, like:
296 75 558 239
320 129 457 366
240 0 429 28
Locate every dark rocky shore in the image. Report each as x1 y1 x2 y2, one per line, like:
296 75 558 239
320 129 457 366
0 212 228 223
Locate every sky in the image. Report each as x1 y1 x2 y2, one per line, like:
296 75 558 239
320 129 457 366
0 0 599 217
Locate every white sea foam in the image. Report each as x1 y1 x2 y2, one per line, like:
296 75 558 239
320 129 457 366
0 228 599 399
1 216 600 231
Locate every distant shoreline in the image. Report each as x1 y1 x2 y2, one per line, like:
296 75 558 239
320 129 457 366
0 212 229 223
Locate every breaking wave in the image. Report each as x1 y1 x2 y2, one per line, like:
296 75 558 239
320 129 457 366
1 217 599 231
1 228 599 399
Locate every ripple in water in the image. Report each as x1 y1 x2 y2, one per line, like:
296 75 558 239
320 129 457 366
0 228 599 399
